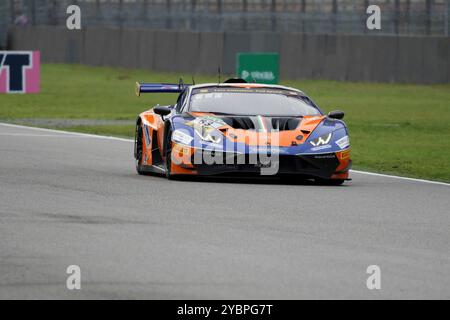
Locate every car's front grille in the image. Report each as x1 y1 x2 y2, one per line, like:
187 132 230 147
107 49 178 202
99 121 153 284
191 151 340 178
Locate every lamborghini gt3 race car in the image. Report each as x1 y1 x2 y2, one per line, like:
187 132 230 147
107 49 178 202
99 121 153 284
133 79 351 184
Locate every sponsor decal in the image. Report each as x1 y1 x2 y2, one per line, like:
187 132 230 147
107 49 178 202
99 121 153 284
249 146 281 154
311 144 332 152
0 51 40 94
255 161 273 168
186 116 226 129
310 132 332 147
186 116 226 145
193 87 290 95
335 135 350 149
314 154 335 159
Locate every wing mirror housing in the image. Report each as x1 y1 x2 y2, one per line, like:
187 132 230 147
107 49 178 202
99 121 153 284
328 110 345 120
153 106 172 116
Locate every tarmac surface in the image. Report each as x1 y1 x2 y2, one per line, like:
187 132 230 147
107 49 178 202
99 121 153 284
0 123 449 299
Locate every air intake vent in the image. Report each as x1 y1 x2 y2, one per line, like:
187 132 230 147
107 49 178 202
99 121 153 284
220 117 301 131
271 118 300 131
221 117 256 130
223 78 247 84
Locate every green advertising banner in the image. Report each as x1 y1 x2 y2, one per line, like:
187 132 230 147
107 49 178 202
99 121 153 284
236 52 279 84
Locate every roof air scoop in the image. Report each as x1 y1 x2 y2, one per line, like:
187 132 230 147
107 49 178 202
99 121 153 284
223 78 248 84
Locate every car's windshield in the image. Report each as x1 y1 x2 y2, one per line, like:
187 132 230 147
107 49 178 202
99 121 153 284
189 88 321 116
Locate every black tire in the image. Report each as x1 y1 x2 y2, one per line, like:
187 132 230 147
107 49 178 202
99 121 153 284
135 123 145 175
164 128 174 180
315 178 345 186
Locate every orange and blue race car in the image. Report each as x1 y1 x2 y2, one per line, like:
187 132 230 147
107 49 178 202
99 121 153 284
133 79 351 184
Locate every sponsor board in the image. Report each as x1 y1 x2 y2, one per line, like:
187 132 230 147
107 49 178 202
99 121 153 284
0 51 40 94
236 52 279 84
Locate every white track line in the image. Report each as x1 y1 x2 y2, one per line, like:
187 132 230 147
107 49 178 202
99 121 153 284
0 122 133 142
350 170 449 186
1 122 449 186
0 133 108 137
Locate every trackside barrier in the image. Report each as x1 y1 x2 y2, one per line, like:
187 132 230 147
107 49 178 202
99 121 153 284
7 26 450 84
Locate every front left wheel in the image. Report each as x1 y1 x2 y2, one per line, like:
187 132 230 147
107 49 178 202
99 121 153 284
135 123 145 175
164 128 174 180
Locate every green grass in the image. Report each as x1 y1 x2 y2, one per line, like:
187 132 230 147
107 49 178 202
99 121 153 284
0 64 449 182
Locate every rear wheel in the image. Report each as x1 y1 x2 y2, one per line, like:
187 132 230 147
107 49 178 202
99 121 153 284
135 123 145 175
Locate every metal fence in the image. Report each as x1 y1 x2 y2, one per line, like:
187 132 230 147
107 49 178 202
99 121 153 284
2 0 450 48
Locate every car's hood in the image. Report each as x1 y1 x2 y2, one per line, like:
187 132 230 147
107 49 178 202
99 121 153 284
172 112 349 155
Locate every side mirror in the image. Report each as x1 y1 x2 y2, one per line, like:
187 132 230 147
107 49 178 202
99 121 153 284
328 110 345 120
153 106 171 116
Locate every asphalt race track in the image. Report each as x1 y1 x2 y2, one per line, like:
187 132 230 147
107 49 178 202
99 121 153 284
0 123 449 299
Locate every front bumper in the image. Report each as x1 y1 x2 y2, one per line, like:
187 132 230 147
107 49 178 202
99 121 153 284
170 143 351 179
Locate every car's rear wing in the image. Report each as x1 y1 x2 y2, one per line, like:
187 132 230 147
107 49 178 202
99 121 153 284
135 81 191 96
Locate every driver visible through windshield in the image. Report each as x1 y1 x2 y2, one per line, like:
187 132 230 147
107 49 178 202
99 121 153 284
189 87 321 117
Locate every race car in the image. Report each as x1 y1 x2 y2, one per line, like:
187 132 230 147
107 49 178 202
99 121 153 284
133 79 351 184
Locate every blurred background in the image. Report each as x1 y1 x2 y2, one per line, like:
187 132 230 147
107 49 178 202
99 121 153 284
1 0 449 83
1 0 449 37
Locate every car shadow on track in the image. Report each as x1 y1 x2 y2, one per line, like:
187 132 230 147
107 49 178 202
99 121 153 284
126 171 350 187
171 175 350 187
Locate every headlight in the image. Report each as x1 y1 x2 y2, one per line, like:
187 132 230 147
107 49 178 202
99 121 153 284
172 130 193 145
335 135 350 149
310 132 332 147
